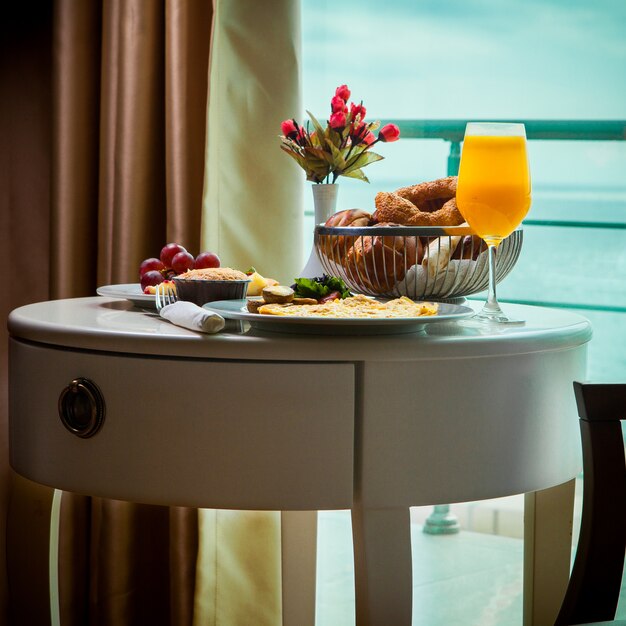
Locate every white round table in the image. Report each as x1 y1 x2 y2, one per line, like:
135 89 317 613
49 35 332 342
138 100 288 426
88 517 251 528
8 296 591 626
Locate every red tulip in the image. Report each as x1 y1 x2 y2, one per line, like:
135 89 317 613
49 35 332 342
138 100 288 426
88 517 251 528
378 123 400 142
335 84 351 101
281 119 298 139
350 121 371 145
329 111 347 129
351 121 366 136
295 126 308 145
350 102 366 121
331 95 346 113
363 132 376 146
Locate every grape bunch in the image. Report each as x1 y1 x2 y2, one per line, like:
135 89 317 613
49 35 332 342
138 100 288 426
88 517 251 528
139 243 221 292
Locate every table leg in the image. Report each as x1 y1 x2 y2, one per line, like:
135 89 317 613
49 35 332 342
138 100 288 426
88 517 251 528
351 505 412 626
281 510 318 626
523 478 576 626
49 489 62 626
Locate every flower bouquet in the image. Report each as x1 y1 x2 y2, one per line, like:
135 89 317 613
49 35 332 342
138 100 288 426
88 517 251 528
279 84 400 184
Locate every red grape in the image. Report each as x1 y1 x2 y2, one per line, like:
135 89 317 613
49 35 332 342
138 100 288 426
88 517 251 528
171 251 195 274
140 270 165 291
195 251 221 269
160 243 186 267
139 257 165 278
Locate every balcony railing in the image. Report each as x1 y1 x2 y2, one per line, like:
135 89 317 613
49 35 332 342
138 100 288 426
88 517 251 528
379 118 626 180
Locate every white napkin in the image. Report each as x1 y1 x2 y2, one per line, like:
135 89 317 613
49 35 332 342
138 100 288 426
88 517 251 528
395 252 488 299
159 301 225 334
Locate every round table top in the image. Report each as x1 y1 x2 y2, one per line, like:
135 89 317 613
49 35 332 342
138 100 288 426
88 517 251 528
8 296 592 362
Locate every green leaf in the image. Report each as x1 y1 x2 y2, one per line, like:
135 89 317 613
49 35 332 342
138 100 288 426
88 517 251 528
292 275 352 299
321 275 352 298
292 277 329 299
306 110 327 138
323 128 338 152
304 146 334 166
343 151 384 174
280 146 307 170
341 168 370 183
326 141 347 170
310 132 323 147
303 157 331 181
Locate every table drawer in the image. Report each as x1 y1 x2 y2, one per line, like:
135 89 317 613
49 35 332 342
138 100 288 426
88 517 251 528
9 339 355 509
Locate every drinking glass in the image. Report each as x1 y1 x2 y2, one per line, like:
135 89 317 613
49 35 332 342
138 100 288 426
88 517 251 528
456 122 531 323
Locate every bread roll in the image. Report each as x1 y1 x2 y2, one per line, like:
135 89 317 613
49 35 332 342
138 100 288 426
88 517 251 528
325 208 372 228
321 208 372 263
451 235 486 260
345 223 422 292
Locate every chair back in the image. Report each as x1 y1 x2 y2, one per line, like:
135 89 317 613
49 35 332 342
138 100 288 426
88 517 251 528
555 382 626 625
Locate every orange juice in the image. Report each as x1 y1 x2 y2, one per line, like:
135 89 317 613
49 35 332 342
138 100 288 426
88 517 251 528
456 135 531 243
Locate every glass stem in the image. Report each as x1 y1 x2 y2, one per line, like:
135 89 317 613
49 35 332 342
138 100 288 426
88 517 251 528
482 243 504 316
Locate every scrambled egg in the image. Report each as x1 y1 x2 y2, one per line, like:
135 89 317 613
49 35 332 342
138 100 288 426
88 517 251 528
257 294 438 318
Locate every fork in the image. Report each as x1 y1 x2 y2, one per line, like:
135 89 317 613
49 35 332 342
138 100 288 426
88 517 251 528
155 283 179 311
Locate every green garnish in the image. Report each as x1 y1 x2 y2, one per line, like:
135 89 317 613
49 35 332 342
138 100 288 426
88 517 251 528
292 275 352 300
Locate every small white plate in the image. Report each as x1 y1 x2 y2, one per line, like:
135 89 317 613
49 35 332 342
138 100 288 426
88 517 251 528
204 299 474 335
97 283 156 309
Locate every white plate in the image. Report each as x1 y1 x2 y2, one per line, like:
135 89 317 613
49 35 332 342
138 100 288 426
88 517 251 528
97 283 156 309
203 299 474 335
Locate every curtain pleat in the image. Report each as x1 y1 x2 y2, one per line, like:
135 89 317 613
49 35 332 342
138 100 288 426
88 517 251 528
51 0 102 299
87 499 171 625
165 0 213 252
98 0 168 285
169 507 200 626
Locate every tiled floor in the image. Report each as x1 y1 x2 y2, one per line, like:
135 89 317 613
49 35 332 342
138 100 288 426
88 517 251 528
315 475 626 625
315 510 524 626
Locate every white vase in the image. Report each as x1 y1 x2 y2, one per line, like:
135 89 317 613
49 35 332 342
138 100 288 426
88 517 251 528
299 184 339 278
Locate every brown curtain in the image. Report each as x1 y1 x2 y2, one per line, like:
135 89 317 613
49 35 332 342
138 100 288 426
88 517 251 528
1 1 214 624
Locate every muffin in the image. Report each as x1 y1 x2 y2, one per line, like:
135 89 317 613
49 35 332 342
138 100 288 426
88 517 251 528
173 267 250 305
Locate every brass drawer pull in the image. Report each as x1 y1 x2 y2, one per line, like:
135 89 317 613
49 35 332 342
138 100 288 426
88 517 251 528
58 378 105 438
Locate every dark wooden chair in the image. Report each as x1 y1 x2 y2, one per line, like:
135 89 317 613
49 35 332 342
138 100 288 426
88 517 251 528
554 382 626 625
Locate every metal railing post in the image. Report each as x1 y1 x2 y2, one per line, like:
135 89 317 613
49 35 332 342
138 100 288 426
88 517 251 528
423 504 461 535
447 140 461 176
423 138 463 535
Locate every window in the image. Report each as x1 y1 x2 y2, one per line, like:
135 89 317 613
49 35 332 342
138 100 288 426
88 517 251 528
302 0 626 380
304 3 626 622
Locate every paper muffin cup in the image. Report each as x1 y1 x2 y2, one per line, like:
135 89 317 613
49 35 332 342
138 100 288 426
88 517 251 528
172 278 250 306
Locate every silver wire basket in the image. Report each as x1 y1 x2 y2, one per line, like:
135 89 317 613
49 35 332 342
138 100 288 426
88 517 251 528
314 225 523 302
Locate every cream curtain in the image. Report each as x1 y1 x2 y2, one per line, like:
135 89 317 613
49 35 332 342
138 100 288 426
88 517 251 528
193 1 303 624
202 0 303 284
194 510 283 625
